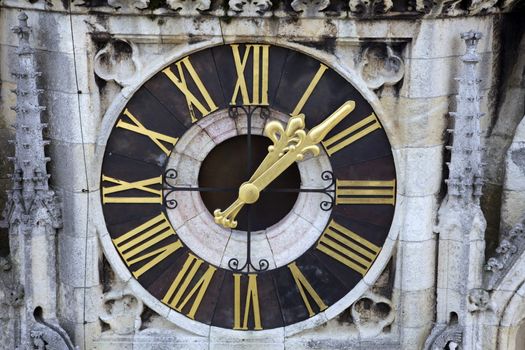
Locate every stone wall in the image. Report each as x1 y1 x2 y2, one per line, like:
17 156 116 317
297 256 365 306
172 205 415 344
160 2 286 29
0 0 524 349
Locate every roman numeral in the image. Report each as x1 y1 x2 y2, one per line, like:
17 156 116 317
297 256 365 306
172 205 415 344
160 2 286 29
336 179 396 205
230 44 270 106
316 220 381 276
288 262 327 317
117 108 179 156
102 175 162 204
291 63 328 116
113 213 183 278
233 273 262 330
162 56 218 123
162 253 217 319
322 113 382 156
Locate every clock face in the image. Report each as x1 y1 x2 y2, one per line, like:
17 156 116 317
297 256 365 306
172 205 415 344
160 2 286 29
99 43 397 334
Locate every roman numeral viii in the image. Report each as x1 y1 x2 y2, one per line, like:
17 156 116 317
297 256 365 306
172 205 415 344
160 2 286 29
233 273 262 330
316 220 381 276
163 56 218 123
288 262 327 317
113 213 183 278
231 44 270 106
336 179 396 205
117 108 178 156
162 253 217 319
322 113 382 156
102 175 162 204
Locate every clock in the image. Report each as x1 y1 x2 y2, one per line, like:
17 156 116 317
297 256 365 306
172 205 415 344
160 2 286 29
97 43 397 336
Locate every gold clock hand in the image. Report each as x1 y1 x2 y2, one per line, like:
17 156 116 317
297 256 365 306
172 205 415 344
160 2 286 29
214 101 355 229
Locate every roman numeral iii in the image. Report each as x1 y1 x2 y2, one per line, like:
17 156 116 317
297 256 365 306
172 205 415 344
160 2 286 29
336 179 396 205
288 262 327 317
113 213 183 278
316 220 381 276
102 175 162 204
233 273 262 330
117 108 178 156
230 44 270 106
162 254 217 319
322 113 382 156
163 56 218 123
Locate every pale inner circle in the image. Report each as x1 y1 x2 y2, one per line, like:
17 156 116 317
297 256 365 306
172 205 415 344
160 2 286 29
164 109 333 271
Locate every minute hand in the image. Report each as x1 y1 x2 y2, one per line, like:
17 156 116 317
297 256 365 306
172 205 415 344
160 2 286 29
250 101 355 193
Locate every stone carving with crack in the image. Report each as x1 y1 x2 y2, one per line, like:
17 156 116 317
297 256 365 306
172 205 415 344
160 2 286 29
291 0 330 16
167 0 211 15
351 292 395 338
100 284 144 335
229 0 273 15
358 44 404 90
94 39 141 87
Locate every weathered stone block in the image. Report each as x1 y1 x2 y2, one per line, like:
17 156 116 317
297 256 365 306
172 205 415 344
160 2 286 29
394 146 443 197
398 195 437 242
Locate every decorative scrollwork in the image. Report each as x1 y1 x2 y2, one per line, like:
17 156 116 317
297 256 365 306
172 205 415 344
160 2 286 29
320 170 336 211
227 104 271 121
162 168 179 209
228 256 269 272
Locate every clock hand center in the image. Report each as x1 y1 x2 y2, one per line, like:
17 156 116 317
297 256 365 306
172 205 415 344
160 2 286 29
238 182 260 204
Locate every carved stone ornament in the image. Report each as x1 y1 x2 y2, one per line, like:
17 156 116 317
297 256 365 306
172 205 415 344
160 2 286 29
358 44 404 90
107 0 150 10
350 291 395 338
467 288 493 312
94 39 141 87
228 0 273 15
468 0 499 14
167 0 212 14
291 0 330 16
100 284 144 335
349 0 394 16
484 218 525 290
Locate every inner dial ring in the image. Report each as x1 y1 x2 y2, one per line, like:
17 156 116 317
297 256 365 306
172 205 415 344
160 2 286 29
164 108 333 272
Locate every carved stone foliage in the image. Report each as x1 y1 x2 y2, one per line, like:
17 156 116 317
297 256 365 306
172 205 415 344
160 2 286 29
72 0 520 16
351 291 395 337
349 0 393 16
167 0 212 14
357 43 405 91
291 0 330 16
94 39 141 87
100 284 144 335
484 217 525 290
228 0 273 15
468 0 498 14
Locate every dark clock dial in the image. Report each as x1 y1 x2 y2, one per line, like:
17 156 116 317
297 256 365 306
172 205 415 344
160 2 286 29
99 43 396 332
